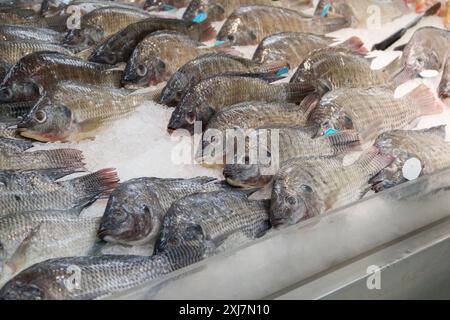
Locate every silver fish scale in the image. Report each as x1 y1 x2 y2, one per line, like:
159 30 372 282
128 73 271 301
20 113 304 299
0 41 73 65
0 24 63 43
0 149 82 171
0 212 100 285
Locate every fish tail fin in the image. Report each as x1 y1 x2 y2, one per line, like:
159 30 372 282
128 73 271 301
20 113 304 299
285 83 316 103
69 168 119 206
316 16 351 33
198 21 217 41
41 148 85 170
299 93 321 116
408 84 445 116
339 36 368 55
355 146 394 176
325 130 361 153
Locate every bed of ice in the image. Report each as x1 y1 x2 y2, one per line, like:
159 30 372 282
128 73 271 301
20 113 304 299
30 5 450 221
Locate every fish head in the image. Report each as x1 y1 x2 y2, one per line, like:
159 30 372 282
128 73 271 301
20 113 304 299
17 97 74 142
309 102 352 136
270 170 323 228
123 50 168 88
89 43 120 65
167 93 200 132
98 181 162 246
404 46 441 79
160 72 192 106
40 0 68 17
217 17 258 46
64 26 104 47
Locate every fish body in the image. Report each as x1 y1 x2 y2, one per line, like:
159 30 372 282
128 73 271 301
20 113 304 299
41 0 142 17
89 17 215 65
168 74 313 132
0 211 100 285
0 40 74 65
0 24 64 43
17 81 157 142
270 149 393 227
63 6 153 47
0 168 119 216
144 0 191 10
98 176 231 246
314 0 410 27
290 47 387 94
223 126 360 188
160 53 286 106
217 5 349 45
0 52 123 103
308 85 444 142
392 27 450 84
122 31 212 88
183 0 273 22
438 57 449 101
371 126 450 191
0 60 12 83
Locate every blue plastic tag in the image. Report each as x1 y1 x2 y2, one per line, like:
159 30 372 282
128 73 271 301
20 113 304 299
161 4 176 12
276 66 290 77
324 128 337 136
214 40 226 46
320 3 332 17
192 11 208 23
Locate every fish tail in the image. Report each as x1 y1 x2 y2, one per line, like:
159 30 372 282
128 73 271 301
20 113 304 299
285 83 316 103
325 130 361 153
42 148 85 170
299 93 321 116
70 168 119 201
408 84 445 115
198 21 216 41
355 146 395 176
339 36 368 55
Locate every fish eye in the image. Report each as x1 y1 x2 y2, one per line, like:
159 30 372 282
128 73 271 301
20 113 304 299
227 34 235 42
105 53 117 65
300 185 313 193
186 111 196 124
136 64 148 77
285 196 297 206
34 110 47 123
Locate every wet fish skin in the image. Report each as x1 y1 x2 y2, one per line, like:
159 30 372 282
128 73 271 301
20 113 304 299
0 211 101 285
168 74 314 132
308 85 444 143
0 40 74 65
183 0 273 22
438 57 449 100
89 17 215 65
0 60 12 83
0 24 64 43
0 168 119 216
290 47 387 95
98 176 231 246
270 149 393 227
40 0 143 17
155 190 271 258
160 53 285 106
0 254 175 300
217 5 349 46
63 6 153 47
0 136 33 153
0 52 123 103
144 0 191 10
370 126 450 192
392 27 450 85
0 117 21 139
0 101 35 119
122 31 212 88
223 126 360 188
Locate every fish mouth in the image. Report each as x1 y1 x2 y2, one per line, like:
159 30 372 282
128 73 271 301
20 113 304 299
17 128 58 143
269 218 290 229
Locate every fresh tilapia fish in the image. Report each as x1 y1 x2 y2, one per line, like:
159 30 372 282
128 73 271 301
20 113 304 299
122 31 214 88
0 60 11 83
98 176 231 246
0 24 64 43
0 101 35 119
0 52 123 103
270 149 393 227
160 53 288 106
0 7 69 30
144 0 191 10
0 168 119 216
290 47 390 95
40 0 142 17
314 0 410 27
0 211 101 285
308 85 444 143
223 126 360 188
391 27 450 85
216 5 349 45
17 82 159 142
0 146 84 171
0 254 176 300
155 190 270 259
89 17 216 65
0 40 74 65
64 6 153 47
370 126 450 192
439 57 450 101
168 74 314 132
252 32 367 66
0 136 33 152
183 0 274 22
